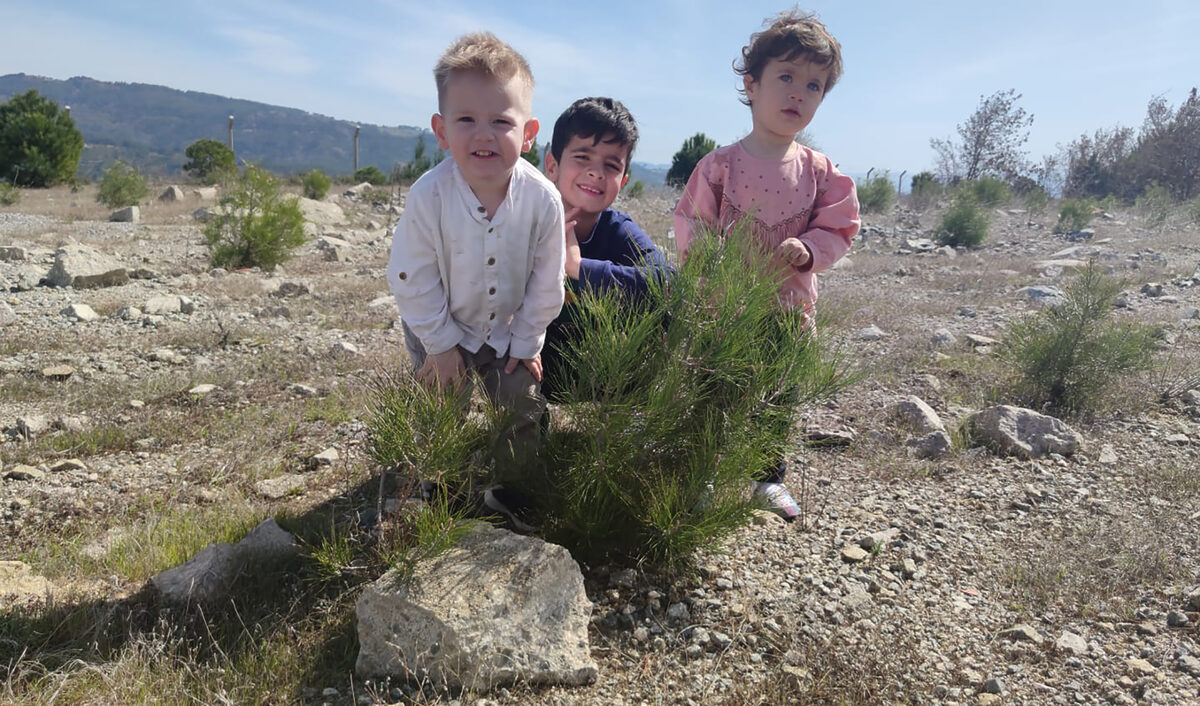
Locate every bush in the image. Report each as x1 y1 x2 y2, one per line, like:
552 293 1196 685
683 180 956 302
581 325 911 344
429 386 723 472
936 197 989 247
1023 187 1049 215
184 139 236 185
908 171 942 210
1054 199 1096 234
353 166 386 186
960 176 1011 206
96 161 148 208
203 165 306 271
857 172 895 214
368 220 849 573
0 90 84 187
392 136 439 184
0 182 18 206
1002 261 1157 414
624 179 645 199
301 169 331 200
1134 182 1172 232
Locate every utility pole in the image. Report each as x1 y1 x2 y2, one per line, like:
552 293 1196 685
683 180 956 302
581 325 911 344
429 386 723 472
64 106 71 119
354 125 360 173
228 115 235 155
898 170 907 195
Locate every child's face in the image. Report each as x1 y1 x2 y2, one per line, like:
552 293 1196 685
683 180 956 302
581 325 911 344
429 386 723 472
743 56 828 142
432 71 538 193
544 134 629 218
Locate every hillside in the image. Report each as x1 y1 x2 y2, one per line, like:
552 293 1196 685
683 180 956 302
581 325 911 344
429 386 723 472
0 74 668 185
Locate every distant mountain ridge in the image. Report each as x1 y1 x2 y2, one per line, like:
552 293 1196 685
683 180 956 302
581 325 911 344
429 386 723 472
0 73 667 185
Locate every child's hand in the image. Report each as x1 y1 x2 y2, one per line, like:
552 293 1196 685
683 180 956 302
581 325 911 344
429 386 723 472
564 207 582 280
417 348 467 390
504 353 543 383
776 238 812 269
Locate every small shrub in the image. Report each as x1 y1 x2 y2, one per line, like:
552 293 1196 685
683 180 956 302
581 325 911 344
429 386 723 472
0 181 18 206
301 169 331 200
1097 194 1122 214
961 176 1011 206
1002 260 1158 414
1054 198 1096 234
353 165 386 186
908 171 942 210
1187 197 1200 227
203 165 306 271
936 197 989 247
1023 186 1049 215
624 179 645 199
96 160 148 208
1134 181 1172 232
857 172 895 214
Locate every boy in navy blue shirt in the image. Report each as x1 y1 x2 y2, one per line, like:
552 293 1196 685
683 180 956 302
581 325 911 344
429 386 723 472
540 96 674 400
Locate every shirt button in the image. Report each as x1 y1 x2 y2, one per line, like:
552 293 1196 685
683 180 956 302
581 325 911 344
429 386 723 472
487 227 494 233
488 287 496 295
487 257 495 266
477 206 486 213
397 272 407 280
489 312 496 320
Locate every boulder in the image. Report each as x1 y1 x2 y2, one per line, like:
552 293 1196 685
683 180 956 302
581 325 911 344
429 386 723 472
891 395 945 433
109 206 139 223
192 187 218 201
968 405 1083 458
355 524 597 691
0 301 14 327
46 244 128 289
316 236 351 262
149 519 298 604
142 294 195 315
907 431 953 459
0 561 51 602
296 197 345 226
61 303 99 321
159 185 185 202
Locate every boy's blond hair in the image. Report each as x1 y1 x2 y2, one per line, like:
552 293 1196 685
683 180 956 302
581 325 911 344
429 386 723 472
434 32 535 111
735 9 843 105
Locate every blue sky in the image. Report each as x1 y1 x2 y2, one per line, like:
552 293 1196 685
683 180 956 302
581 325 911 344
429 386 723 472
3 0 1199 180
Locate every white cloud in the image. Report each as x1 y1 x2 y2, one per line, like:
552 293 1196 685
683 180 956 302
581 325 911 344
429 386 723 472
215 27 317 76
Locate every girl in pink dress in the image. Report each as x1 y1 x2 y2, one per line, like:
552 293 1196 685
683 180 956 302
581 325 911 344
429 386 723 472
673 9 860 521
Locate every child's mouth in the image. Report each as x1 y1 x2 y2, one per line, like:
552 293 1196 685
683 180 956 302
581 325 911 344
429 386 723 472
576 184 602 196
472 150 497 158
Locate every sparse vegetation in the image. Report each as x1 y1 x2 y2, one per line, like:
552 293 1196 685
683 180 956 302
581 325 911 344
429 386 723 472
960 175 1011 206
1001 261 1158 414
1054 198 1096 234
392 136 439 184
301 169 331 200
907 171 941 210
1134 181 1172 231
0 89 84 187
857 171 895 214
0 181 18 205
352 165 386 186
202 164 306 271
623 179 645 198
931 88 1033 183
96 160 148 208
935 196 989 247
183 139 236 185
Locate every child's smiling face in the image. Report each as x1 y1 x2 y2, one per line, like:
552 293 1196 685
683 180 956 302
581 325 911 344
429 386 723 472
545 133 629 219
432 70 538 195
743 56 828 144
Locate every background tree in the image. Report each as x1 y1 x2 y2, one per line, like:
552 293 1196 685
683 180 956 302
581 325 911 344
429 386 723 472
183 138 236 184
0 90 84 187
1125 88 1200 200
520 144 540 168
393 136 437 184
1062 127 1134 200
930 89 1032 183
96 160 148 208
666 133 717 187
353 165 386 186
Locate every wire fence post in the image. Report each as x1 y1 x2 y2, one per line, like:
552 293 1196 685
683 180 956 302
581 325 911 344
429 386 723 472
228 115 235 157
354 125 360 173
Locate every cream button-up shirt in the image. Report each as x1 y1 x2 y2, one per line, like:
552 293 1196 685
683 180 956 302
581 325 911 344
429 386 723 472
387 158 566 360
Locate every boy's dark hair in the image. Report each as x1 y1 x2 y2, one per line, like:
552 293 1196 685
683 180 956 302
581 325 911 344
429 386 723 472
550 97 639 169
735 9 843 106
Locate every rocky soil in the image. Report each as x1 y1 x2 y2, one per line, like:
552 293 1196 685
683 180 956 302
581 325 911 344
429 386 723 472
2 184 1199 705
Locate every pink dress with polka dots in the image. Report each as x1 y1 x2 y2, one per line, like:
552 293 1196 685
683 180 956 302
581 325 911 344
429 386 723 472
673 141 860 314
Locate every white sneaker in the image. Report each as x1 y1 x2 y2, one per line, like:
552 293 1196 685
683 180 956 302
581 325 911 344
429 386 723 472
753 482 799 522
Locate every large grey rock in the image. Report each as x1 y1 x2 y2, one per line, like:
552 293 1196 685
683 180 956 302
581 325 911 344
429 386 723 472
61 303 99 321
46 244 128 289
109 206 140 223
907 431 953 459
0 301 14 326
296 197 345 226
0 561 50 601
192 187 218 201
892 395 945 433
0 245 27 261
158 185 185 202
142 294 195 315
149 519 298 604
316 235 351 262
355 524 596 691
968 405 1083 458
1016 286 1065 307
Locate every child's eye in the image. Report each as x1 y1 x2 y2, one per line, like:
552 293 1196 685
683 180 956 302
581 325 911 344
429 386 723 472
807 81 822 92
457 116 475 124
779 74 792 84
493 119 513 127
605 163 622 173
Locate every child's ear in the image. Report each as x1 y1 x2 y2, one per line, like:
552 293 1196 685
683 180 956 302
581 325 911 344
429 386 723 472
621 173 630 187
522 118 540 153
431 114 450 150
544 152 559 181
742 74 757 104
